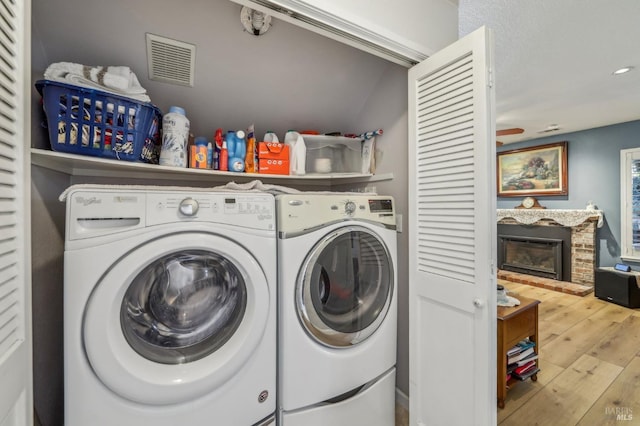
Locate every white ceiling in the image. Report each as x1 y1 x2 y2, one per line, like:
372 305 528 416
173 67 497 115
459 0 640 145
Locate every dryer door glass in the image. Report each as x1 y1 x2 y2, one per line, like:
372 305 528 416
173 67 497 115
297 226 393 347
121 249 247 364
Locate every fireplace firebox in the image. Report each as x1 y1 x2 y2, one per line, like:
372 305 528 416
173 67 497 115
498 224 572 282
501 236 563 280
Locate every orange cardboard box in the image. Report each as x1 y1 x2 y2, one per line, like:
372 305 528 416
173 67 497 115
190 145 208 168
258 142 289 175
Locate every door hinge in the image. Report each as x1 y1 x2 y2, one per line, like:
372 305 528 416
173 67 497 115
488 67 494 88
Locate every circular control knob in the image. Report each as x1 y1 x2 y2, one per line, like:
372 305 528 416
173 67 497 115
179 198 199 216
344 201 357 216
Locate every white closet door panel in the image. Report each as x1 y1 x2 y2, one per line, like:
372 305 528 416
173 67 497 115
0 0 32 423
409 26 496 426
0 129 15 146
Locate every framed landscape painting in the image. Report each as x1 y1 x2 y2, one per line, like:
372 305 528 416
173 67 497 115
497 141 568 197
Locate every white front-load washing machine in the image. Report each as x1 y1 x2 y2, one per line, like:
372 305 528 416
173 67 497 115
276 194 397 425
63 187 276 426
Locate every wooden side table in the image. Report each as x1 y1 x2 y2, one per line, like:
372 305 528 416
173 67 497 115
497 296 540 409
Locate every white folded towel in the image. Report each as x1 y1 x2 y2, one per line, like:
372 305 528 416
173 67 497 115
212 180 301 194
44 62 151 103
58 181 301 202
210 180 375 195
58 181 375 202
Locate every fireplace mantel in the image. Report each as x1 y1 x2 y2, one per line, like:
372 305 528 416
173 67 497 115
497 209 603 228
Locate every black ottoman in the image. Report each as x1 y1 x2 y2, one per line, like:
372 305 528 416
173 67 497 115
594 267 640 308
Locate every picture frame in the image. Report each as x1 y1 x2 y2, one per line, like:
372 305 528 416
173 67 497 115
497 141 568 197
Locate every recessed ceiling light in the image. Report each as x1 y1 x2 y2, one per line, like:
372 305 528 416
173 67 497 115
613 66 634 75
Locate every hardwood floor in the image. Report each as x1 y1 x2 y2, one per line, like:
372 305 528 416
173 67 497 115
498 281 640 425
395 402 409 426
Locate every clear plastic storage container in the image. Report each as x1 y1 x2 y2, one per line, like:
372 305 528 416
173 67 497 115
302 135 368 175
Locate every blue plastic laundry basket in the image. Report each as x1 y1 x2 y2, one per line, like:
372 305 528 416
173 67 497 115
36 79 162 163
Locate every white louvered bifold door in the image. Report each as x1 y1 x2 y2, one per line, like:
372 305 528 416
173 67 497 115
408 27 496 426
0 0 32 425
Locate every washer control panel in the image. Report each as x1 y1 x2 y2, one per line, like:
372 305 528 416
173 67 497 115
65 189 276 241
179 197 199 216
148 192 275 229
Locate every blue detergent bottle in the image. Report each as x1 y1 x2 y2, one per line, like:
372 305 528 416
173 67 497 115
227 130 246 172
225 131 238 171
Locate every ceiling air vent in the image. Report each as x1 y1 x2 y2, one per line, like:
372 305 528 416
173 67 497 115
146 33 196 87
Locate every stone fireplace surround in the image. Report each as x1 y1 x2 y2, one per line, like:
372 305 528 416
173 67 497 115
497 209 603 296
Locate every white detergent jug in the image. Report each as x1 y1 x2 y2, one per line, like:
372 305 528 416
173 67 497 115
284 130 306 175
159 106 190 168
263 131 279 143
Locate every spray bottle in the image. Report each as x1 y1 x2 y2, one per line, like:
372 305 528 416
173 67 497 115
213 128 224 170
245 124 257 173
220 137 229 171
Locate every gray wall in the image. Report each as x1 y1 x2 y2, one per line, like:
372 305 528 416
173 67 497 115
31 0 396 140
497 119 640 268
30 60 69 425
349 64 410 396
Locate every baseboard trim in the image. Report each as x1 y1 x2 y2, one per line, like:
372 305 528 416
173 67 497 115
395 387 409 410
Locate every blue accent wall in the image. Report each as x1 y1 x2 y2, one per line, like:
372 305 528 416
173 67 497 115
497 120 640 268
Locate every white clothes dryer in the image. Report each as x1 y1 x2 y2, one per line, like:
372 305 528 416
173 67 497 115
63 188 276 426
276 194 397 425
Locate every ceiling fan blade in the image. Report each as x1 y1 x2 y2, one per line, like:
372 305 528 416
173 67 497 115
496 128 524 137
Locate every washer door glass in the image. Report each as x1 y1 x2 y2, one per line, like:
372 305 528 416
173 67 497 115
82 231 271 405
297 226 393 347
121 249 246 364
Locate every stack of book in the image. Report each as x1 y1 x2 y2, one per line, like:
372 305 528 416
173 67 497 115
506 339 539 381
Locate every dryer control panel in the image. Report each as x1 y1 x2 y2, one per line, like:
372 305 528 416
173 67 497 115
276 194 395 234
